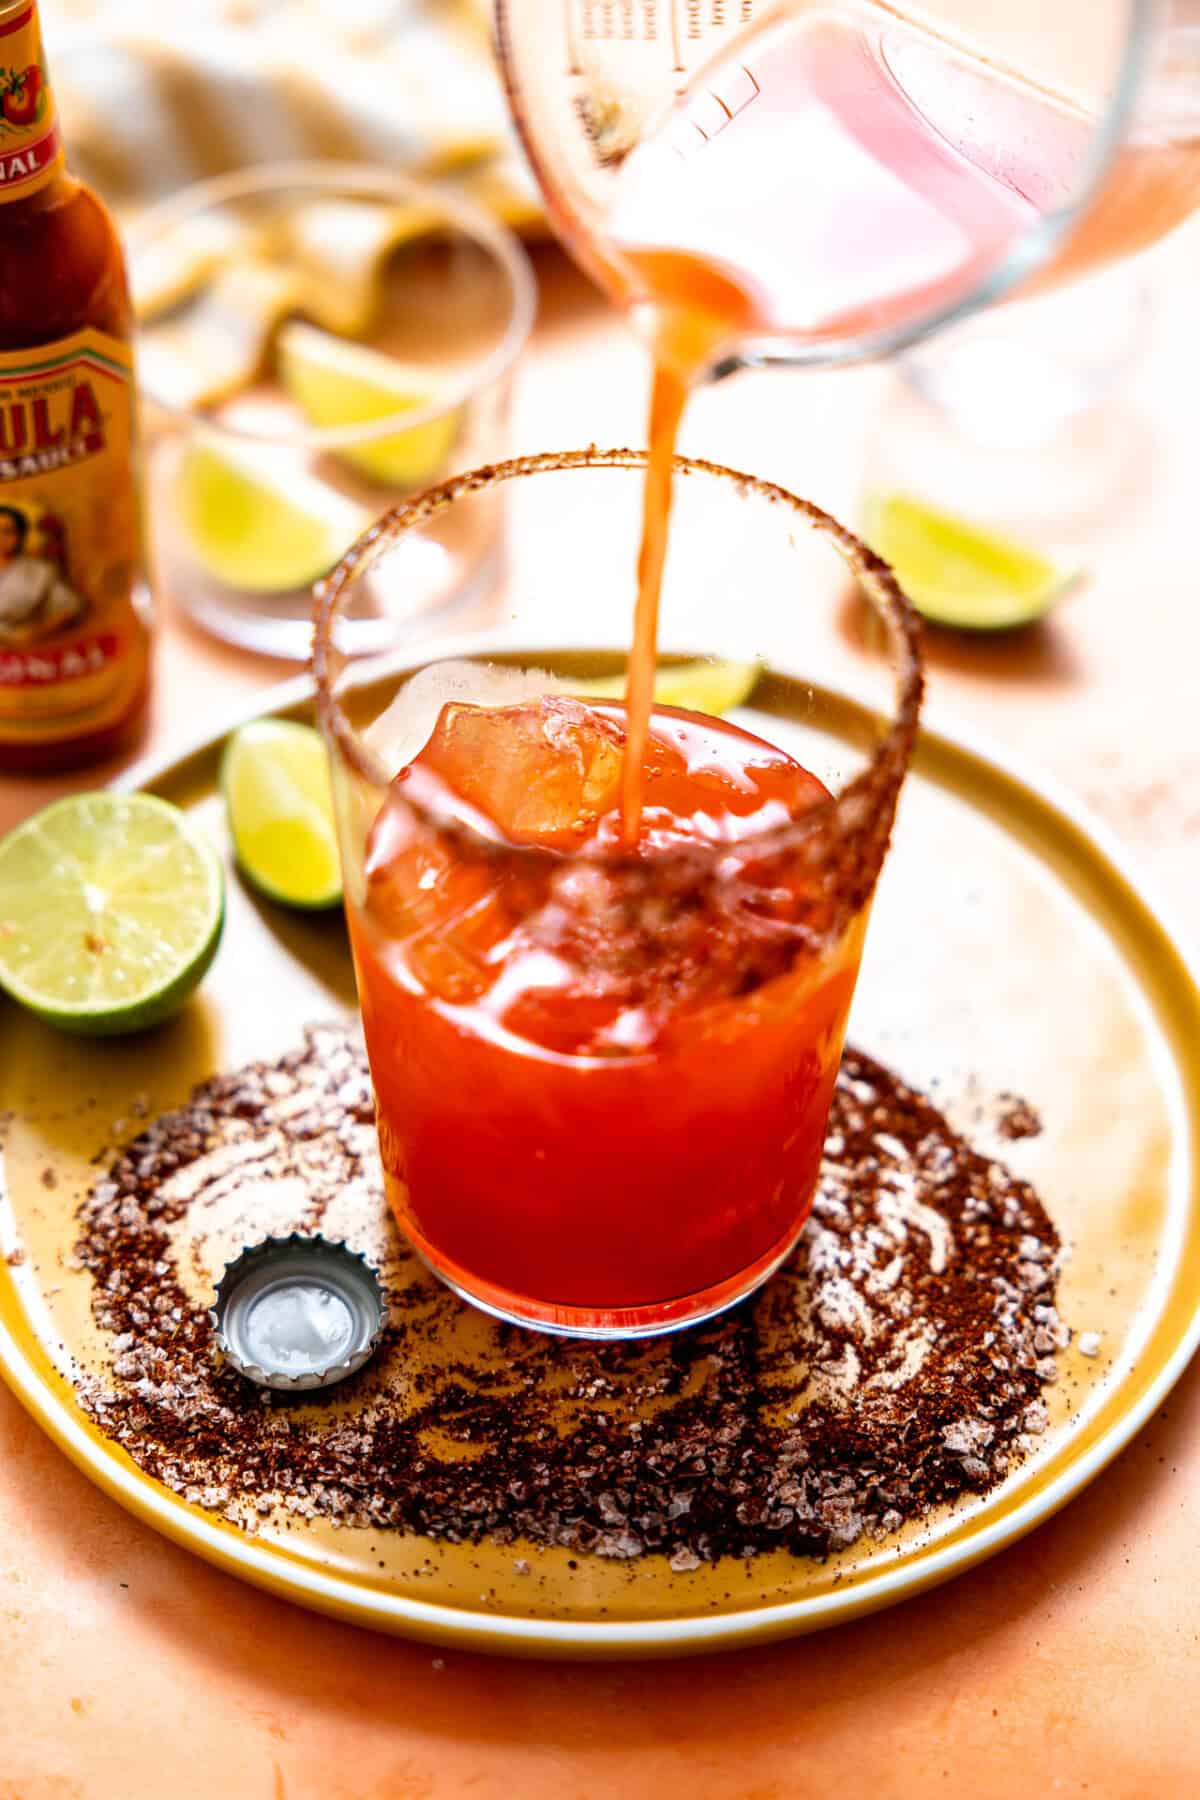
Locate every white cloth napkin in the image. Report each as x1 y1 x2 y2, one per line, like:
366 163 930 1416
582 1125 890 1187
43 0 541 229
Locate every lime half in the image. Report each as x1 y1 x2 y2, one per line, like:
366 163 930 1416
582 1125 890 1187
277 320 461 487
0 794 224 1035
865 493 1077 630
176 436 370 594
222 719 342 910
570 658 762 715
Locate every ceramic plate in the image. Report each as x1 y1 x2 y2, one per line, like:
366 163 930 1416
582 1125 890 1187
1 661 1197 1658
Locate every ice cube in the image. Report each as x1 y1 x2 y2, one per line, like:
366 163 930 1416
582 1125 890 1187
418 696 625 849
364 659 561 776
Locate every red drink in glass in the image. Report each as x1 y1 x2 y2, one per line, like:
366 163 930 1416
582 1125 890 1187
314 449 923 1342
345 694 868 1335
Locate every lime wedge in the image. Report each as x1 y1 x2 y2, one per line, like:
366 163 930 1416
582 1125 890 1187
277 320 461 488
176 437 370 594
864 493 1076 631
0 794 224 1036
222 720 342 910
570 658 762 715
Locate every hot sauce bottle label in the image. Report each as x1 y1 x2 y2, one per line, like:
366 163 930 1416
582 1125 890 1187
0 327 149 744
0 2 63 202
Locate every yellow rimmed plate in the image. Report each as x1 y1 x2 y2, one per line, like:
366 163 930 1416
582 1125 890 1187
0 657 1197 1659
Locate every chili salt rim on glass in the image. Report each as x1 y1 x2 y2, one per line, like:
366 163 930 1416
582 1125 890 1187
311 448 924 934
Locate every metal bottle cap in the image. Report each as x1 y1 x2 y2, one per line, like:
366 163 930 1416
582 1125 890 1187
210 1233 387 1391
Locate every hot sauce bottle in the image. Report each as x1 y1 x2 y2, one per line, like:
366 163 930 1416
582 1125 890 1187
0 0 151 772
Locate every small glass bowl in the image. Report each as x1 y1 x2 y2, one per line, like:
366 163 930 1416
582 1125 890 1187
131 161 537 659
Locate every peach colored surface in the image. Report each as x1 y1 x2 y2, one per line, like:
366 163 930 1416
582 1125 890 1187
3 243 1200 1796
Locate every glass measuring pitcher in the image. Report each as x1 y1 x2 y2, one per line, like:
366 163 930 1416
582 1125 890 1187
497 0 1200 376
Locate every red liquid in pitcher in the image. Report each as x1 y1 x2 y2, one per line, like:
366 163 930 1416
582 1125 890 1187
607 6 1200 351
613 3 1200 847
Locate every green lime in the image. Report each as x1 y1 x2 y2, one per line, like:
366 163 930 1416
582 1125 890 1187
864 493 1077 630
277 320 461 487
176 435 370 594
570 657 762 714
0 794 224 1036
222 719 342 910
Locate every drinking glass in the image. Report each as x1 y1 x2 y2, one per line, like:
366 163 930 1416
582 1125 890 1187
496 0 1199 376
132 163 537 659
313 449 923 1338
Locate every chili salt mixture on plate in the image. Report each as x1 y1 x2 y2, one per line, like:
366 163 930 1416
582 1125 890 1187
73 1025 1066 1567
